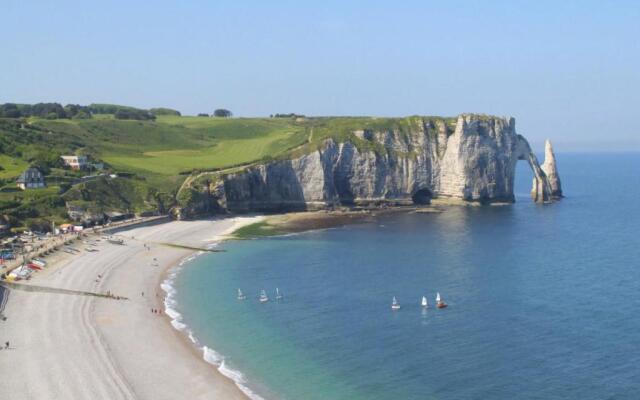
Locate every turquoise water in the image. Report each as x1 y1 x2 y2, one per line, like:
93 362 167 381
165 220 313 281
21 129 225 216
171 153 640 399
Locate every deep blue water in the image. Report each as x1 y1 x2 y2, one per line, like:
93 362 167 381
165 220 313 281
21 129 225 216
172 153 640 399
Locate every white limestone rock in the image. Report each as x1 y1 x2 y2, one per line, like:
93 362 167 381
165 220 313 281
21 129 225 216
176 114 561 216
541 139 563 199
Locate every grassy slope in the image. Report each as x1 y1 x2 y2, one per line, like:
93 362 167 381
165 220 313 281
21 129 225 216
0 113 457 228
0 154 29 180
42 116 308 186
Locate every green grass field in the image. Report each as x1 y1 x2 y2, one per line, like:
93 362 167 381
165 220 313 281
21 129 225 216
36 115 309 177
0 154 29 180
104 121 308 175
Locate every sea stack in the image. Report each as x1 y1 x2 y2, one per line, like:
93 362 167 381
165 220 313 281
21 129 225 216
541 139 563 199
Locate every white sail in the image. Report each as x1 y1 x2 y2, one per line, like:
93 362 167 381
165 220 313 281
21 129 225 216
391 296 401 309
436 292 441 302
276 288 283 299
422 296 428 307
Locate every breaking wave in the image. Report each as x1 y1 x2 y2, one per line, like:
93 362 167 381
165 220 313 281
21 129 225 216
162 252 266 400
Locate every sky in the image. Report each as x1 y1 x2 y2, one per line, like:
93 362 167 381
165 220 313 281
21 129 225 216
1 0 639 151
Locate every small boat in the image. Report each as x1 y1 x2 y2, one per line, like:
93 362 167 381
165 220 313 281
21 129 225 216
237 289 247 300
259 289 269 303
391 296 401 310
108 238 124 245
436 292 448 309
31 258 47 267
275 288 283 300
421 296 428 308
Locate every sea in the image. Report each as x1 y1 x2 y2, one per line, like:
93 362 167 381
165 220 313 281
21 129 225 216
165 153 640 400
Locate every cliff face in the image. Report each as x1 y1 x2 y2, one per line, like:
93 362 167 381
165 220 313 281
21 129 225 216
174 114 561 217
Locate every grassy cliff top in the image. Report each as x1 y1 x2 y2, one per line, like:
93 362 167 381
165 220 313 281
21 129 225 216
0 114 458 185
0 112 459 229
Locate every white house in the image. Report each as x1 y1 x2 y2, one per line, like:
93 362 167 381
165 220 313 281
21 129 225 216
60 155 88 170
17 167 46 190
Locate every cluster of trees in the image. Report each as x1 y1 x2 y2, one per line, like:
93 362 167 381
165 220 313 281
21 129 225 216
0 102 231 120
271 113 305 119
0 103 92 119
149 107 181 116
84 104 155 120
213 109 232 118
196 109 233 118
114 109 156 121
88 103 135 114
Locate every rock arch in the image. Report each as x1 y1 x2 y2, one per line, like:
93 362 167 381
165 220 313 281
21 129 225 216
514 136 561 203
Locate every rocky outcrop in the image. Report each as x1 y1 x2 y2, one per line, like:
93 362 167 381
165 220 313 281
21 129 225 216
174 114 562 217
540 139 563 199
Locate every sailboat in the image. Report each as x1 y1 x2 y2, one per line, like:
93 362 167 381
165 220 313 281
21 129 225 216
259 289 269 303
391 296 401 310
421 296 428 308
436 292 448 309
237 288 246 300
275 288 283 300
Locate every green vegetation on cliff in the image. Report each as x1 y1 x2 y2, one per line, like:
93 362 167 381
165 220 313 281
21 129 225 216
0 107 457 230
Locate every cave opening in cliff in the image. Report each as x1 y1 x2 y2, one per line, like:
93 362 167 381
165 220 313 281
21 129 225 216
411 188 432 205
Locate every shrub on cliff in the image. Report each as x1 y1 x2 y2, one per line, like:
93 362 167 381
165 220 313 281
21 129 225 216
150 107 181 116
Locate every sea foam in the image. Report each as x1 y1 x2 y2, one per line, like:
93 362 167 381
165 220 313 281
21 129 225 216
162 251 267 400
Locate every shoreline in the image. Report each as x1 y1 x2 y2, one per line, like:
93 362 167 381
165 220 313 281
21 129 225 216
0 208 440 400
0 216 263 400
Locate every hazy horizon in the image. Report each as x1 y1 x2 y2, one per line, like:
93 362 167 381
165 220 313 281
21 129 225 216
2 0 639 151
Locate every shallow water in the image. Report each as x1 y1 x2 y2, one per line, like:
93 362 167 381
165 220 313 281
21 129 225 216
172 153 640 399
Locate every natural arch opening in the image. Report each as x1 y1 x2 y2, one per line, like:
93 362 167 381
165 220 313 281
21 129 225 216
515 138 550 203
412 188 432 205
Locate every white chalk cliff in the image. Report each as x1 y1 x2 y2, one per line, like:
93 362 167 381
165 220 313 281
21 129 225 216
175 114 562 216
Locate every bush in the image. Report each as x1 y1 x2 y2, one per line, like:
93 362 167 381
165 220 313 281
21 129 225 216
150 107 181 116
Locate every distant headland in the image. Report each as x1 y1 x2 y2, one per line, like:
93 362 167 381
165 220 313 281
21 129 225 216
0 103 561 233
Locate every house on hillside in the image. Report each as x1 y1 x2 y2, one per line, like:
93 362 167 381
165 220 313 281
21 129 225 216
60 155 88 170
17 167 46 190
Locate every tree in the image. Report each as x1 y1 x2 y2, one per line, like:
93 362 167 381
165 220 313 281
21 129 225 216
213 109 232 118
0 103 21 118
197 113 209 117
31 103 67 119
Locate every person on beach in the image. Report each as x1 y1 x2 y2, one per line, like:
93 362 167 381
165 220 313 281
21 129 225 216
5 341 9 349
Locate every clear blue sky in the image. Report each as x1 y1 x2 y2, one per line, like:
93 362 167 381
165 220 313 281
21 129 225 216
2 0 639 150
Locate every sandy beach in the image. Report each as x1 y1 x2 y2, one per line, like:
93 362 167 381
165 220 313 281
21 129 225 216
0 216 262 400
